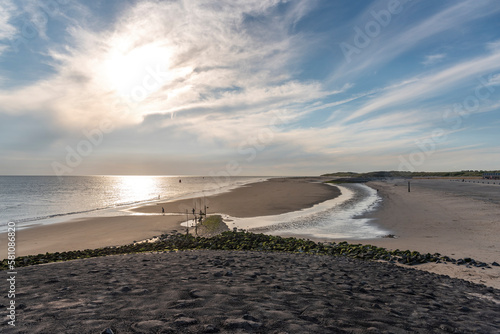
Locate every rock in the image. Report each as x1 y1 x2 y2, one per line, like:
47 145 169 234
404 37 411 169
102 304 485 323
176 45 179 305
174 317 198 326
101 329 114 334
492 261 500 266
225 270 233 276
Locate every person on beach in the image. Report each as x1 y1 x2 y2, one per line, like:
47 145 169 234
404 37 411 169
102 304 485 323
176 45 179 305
162 207 165 215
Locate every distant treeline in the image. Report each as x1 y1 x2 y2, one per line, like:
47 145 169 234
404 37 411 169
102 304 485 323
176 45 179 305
321 170 500 178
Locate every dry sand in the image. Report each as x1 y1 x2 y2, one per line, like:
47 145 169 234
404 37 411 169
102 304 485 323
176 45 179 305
2 216 185 258
357 179 500 289
1 178 339 257
2 250 499 333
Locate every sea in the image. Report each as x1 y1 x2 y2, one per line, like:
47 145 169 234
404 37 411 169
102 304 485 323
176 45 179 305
0 175 388 239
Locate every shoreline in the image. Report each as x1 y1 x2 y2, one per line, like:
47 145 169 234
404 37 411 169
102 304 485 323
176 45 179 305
1 177 340 258
2 177 500 288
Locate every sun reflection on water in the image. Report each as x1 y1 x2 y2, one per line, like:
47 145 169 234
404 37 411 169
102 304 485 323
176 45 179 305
113 176 162 205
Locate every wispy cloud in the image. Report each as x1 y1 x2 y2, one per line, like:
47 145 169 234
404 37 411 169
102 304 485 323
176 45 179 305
1 1 500 175
0 0 323 130
333 0 500 82
344 48 500 122
422 53 446 66
0 0 18 47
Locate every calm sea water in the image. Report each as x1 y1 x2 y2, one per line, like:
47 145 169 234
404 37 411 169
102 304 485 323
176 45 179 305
0 175 264 232
0 176 387 239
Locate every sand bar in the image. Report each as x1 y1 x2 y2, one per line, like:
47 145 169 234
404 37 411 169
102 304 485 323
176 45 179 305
132 177 340 217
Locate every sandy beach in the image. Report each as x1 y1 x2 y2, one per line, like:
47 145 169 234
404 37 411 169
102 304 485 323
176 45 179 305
2 177 500 333
358 179 500 289
131 177 340 218
2 177 500 290
2 177 339 258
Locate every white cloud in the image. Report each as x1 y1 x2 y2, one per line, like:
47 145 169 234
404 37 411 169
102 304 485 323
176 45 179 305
0 0 18 41
422 53 446 66
0 0 324 131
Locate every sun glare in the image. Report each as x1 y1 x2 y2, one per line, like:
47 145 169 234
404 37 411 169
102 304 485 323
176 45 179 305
115 176 160 204
102 43 171 98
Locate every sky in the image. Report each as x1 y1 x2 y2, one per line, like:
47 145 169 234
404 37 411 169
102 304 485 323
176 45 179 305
0 0 500 176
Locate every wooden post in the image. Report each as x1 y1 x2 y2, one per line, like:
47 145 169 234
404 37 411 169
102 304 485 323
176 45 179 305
195 217 198 237
408 181 411 192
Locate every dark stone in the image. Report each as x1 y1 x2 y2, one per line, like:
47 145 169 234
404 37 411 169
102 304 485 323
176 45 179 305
492 262 500 266
101 329 114 334
120 286 131 292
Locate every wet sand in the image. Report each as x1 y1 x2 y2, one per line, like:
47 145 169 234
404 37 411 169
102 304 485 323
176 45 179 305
2 177 340 257
132 177 340 218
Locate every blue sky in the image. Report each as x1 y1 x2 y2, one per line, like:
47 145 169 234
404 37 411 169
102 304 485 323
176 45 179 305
1 0 499 176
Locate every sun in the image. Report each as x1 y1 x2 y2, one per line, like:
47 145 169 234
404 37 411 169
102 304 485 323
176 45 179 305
102 43 171 98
